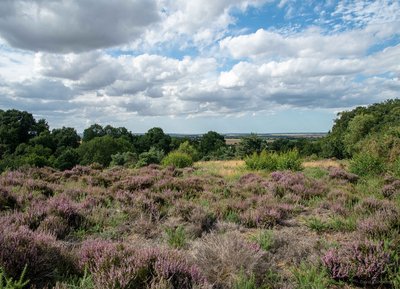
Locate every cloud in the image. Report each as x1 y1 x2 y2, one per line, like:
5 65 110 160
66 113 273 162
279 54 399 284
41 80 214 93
0 0 160 53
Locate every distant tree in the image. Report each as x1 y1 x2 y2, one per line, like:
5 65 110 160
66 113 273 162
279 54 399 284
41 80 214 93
82 124 105 142
54 148 80 170
139 127 171 153
52 127 81 150
177 141 200 161
0 109 48 156
199 131 225 156
78 135 133 167
236 134 264 158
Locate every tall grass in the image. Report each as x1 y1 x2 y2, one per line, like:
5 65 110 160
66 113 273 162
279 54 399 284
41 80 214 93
245 150 302 171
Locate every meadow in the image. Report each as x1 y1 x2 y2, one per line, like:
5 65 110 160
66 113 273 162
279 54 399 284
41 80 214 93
1 159 399 289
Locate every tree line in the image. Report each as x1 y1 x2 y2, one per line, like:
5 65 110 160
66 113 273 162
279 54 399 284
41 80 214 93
0 98 399 172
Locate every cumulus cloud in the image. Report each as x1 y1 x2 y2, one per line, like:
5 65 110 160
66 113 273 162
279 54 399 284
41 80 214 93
0 0 160 53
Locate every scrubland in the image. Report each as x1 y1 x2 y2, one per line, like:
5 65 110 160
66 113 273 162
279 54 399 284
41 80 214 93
1 160 399 289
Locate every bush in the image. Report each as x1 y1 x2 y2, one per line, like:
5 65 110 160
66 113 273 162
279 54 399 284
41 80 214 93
322 240 391 285
192 233 266 288
0 226 75 288
245 150 302 171
79 240 204 289
162 151 193 168
349 153 385 176
136 147 165 167
110 152 137 167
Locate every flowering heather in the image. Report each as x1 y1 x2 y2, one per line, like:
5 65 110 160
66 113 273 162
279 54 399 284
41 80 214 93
322 240 391 285
113 175 155 192
0 226 75 287
80 240 205 289
62 165 93 179
37 215 70 239
47 195 84 228
269 171 326 200
240 206 287 228
328 167 359 183
0 188 18 210
154 176 204 196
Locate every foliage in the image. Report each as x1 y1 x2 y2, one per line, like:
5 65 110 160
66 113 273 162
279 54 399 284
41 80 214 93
162 151 193 168
198 131 226 157
54 148 80 170
0 265 29 289
292 263 331 289
237 134 264 158
177 141 199 161
349 152 385 176
78 135 133 167
110 151 138 167
165 226 187 248
136 147 165 167
245 150 302 171
322 240 391 285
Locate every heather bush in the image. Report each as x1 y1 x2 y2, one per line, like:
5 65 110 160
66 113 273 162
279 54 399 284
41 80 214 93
269 171 325 200
322 240 391 285
80 240 205 289
0 226 75 288
0 188 18 211
162 151 193 168
350 152 385 176
192 233 267 288
328 167 359 183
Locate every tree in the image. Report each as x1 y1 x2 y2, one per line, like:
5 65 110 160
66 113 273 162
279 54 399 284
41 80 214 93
139 127 171 153
52 127 81 150
236 134 264 158
82 124 105 142
198 131 226 156
0 109 48 156
78 135 133 167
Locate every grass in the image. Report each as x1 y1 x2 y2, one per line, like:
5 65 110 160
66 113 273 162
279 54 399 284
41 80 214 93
292 263 332 289
305 216 357 233
165 226 187 248
251 230 274 251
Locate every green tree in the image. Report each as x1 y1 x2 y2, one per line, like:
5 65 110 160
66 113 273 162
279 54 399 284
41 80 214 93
199 131 226 156
139 127 171 153
237 134 264 158
82 124 105 142
52 127 81 150
78 135 133 167
54 148 80 170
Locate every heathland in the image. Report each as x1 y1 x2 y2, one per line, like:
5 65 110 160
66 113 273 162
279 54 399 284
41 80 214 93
0 99 399 288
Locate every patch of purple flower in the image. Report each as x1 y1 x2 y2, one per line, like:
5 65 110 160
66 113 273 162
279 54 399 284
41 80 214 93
322 240 391 285
328 167 359 183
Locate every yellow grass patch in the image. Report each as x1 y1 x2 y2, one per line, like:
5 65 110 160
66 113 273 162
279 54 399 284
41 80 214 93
303 159 343 169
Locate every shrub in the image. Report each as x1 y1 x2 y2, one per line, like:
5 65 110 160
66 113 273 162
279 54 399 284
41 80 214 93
162 151 193 168
0 189 17 211
276 150 302 171
0 226 75 288
349 153 385 176
110 152 137 167
245 150 302 171
328 167 359 183
245 150 278 171
0 265 29 289
165 226 187 249
79 240 204 289
292 263 331 289
136 147 165 167
322 240 391 285
192 233 266 288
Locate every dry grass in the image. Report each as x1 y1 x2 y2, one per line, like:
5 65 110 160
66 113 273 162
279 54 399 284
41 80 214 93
302 159 344 169
194 160 247 179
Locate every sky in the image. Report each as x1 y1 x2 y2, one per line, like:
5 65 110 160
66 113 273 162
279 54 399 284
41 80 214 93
0 0 399 134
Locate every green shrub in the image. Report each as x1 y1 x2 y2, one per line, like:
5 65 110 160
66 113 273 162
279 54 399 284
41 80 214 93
0 265 29 289
251 230 274 251
277 149 302 171
162 151 193 168
245 150 302 171
110 151 137 167
393 156 400 177
292 263 331 289
136 147 165 167
349 153 385 176
165 226 187 249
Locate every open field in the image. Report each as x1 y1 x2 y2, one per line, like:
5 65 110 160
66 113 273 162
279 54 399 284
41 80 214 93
1 160 399 288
